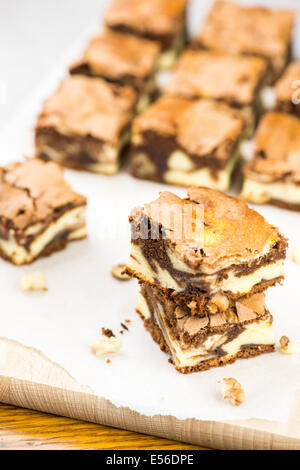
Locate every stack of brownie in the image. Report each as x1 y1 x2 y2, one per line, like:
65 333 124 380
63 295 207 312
130 0 295 191
34 0 189 175
125 187 287 373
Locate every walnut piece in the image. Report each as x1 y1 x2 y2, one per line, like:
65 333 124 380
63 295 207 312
290 244 300 265
279 335 300 355
90 336 122 356
220 378 245 406
111 264 131 281
19 272 47 291
208 293 229 313
102 328 115 338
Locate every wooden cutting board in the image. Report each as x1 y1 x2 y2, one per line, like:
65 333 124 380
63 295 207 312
0 337 299 450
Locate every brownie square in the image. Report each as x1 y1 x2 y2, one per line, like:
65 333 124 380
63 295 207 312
130 96 245 190
167 49 268 136
0 159 87 265
125 187 286 373
69 30 161 107
241 112 300 211
126 187 286 309
193 0 295 84
274 62 300 116
104 0 189 69
35 75 138 174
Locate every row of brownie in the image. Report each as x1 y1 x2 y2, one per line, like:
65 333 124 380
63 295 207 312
131 2 300 212
35 0 300 215
131 59 300 212
35 0 191 174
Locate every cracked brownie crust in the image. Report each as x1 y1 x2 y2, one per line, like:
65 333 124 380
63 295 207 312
167 49 267 107
35 76 138 174
0 158 87 264
130 97 245 188
105 0 188 50
69 31 161 93
193 1 295 83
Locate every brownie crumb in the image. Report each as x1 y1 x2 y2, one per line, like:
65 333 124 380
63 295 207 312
102 327 115 338
125 319 131 324
121 322 128 331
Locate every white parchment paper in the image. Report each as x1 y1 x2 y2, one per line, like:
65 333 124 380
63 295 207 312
0 0 300 423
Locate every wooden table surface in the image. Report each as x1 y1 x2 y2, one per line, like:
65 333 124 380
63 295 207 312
0 403 208 450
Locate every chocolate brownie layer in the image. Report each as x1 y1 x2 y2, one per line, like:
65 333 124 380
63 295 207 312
140 282 268 346
137 285 275 373
269 200 300 212
275 102 300 118
136 276 283 317
126 188 287 303
144 317 274 374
